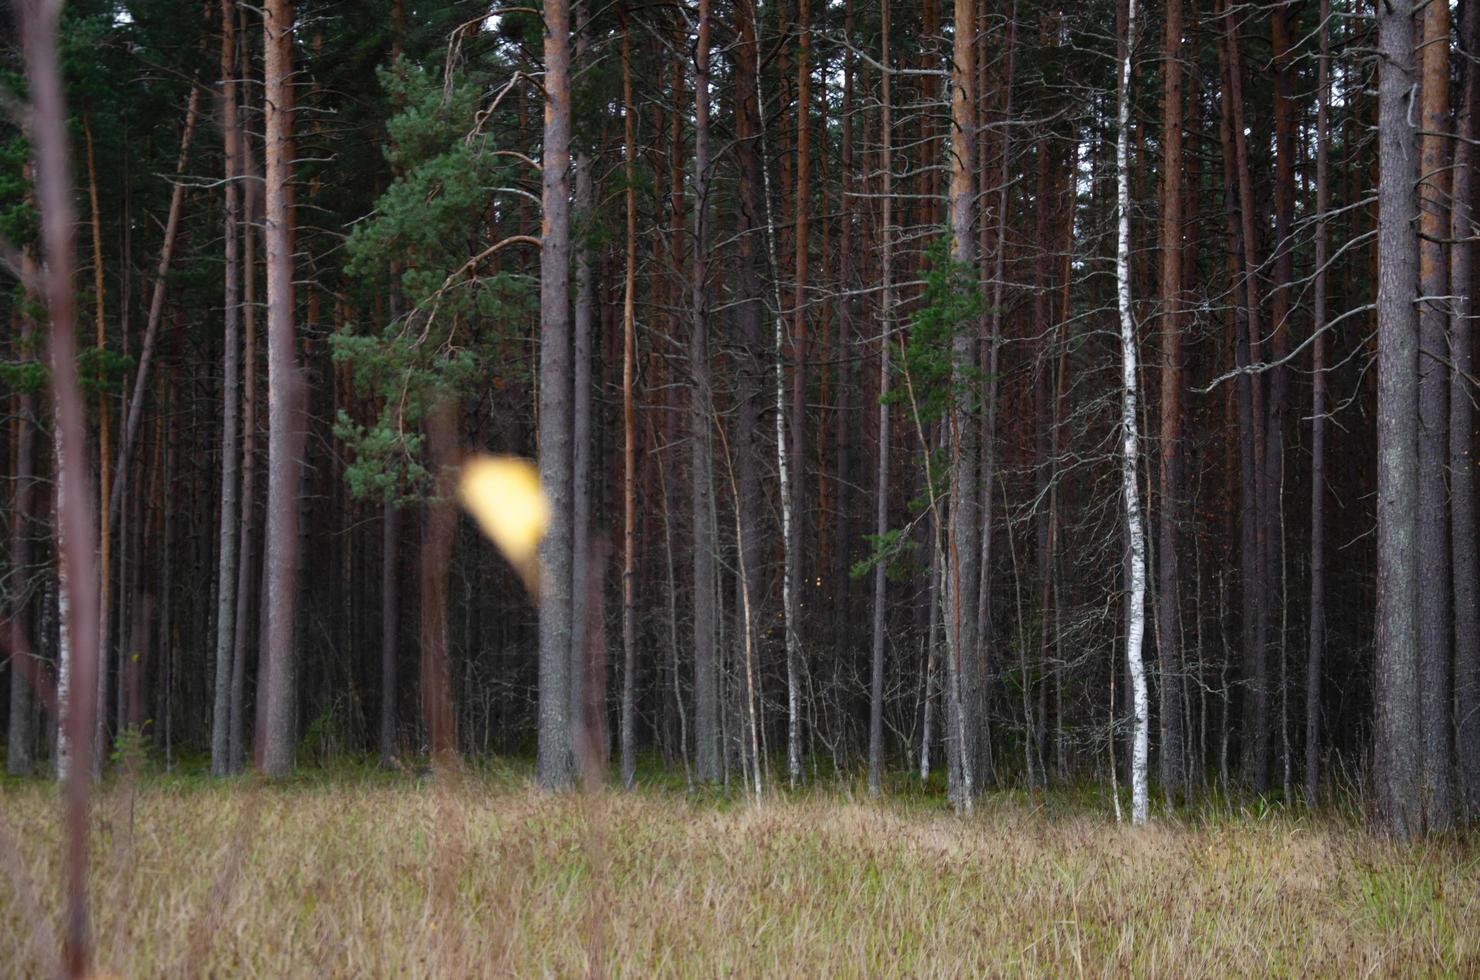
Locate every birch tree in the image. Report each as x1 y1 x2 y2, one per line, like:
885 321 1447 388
1115 0 1149 826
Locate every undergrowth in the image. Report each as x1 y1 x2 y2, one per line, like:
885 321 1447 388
1 763 1475 976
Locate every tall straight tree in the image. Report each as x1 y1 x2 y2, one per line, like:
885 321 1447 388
1305 0 1331 807
1452 0 1480 820
1155 0 1186 798
229 21 259 772
1415 0 1453 829
1219 3 1269 790
6 307 37 776
569 0 596 778
619 13 638 790
1373 0 1422 839
945 0 979 810
785 0 812 787
868 0 893 799
536 0 576 790
731 0 766 791
690 0 720 784
211 0 242 776
1115 0 1150 826
260 0 300 777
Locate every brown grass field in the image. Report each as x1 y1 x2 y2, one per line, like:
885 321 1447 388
2 768 1477 977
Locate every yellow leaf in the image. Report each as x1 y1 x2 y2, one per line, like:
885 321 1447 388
457 455 548 597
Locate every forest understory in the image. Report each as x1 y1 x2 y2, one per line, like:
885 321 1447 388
2 765 1478 977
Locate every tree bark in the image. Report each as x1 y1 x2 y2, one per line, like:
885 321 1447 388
1453 0 1480 821
260 0 301 777
1218 3 1269 791
536 0 576 790
1373 0 1423 839
1305 0 1331 807
228 28 258 772
945 0 979 811
620 16 639 789
1116 0 1150 826
22 0 102 968
211 0 242 776
108 88 202 529
1155 0 1186 799
732 0 765 796
1416 0 1453 829
689 0 720 785
378 500 399 765
868 0 893 799
781 0 812 787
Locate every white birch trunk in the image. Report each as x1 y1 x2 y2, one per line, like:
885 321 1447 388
54 423 72 781
749 11 803 785
1115 0 1150 826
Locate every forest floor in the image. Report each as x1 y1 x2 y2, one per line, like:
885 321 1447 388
1 763 1477 977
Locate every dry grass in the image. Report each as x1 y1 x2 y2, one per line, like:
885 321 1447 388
1 770 1477 977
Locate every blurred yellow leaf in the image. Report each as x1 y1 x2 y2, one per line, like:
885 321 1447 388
458 455 548 597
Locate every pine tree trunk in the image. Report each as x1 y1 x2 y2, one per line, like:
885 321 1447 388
211 0 242 776
782 0 812 787
945 0 979 812
261 0 301 777
1373 0 1423 839
620 18 639 789
378 500 399 765
536 0 576 790
1305 0 1331 807
868 0 893 798
1218 3 1269 791
1416 0 1454 829
732 0 765 796
1155 0 1186 799
690 0 721 784
1452 0 1480 821
228 38 258 772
